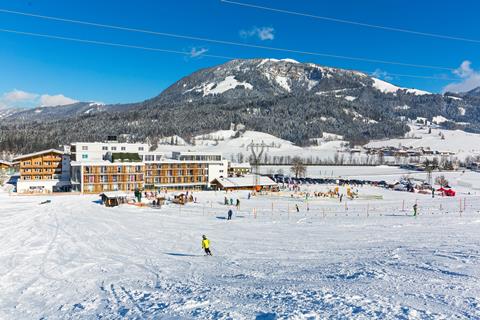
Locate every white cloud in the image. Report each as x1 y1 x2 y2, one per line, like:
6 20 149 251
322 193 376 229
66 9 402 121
372 69 393 81
240 26 275 41
3 89 38 102
189 47 209 58
0 89 78 109
40 94 78 107
443 60 480 93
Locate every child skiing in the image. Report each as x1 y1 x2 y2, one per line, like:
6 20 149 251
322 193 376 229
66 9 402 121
202 235 212 256
227 209 233 220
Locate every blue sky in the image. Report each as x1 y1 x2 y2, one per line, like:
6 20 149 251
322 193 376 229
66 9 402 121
1 0 480 108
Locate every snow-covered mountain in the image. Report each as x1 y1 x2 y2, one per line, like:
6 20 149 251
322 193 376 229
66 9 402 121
2 58 480 154
155 58 434 104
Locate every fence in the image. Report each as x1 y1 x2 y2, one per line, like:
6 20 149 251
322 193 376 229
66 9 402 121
165 195 480 222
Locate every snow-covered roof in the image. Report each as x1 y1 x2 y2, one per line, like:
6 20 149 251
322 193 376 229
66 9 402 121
212 175 276 188
229 162 251 168
13 149 63 161
0 160 12 166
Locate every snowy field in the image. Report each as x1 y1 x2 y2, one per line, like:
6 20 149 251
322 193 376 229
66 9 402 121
1 180 480 318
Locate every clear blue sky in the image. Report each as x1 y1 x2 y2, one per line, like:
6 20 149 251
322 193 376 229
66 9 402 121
1 0 479 106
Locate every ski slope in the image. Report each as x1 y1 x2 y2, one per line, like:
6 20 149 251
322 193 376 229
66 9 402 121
1 183 480 319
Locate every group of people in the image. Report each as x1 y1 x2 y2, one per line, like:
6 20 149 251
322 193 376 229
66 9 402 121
224 196 241 209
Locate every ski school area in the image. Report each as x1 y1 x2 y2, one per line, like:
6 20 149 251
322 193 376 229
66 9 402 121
1 167 480 319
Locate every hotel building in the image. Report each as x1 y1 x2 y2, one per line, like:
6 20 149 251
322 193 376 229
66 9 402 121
13 149 71 193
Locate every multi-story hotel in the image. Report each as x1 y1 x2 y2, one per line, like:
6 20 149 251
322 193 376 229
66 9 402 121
68 139 228 193
142 151 228 191
13 149 71 193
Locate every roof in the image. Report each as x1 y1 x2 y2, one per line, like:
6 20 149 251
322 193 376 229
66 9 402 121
229 162 251 168
13 149 63 161
71 160 144 166
111 152 142 162
0 160 12 166
212 175 277 188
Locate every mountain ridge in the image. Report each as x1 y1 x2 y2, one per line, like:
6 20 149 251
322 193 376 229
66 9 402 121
1 58 479 154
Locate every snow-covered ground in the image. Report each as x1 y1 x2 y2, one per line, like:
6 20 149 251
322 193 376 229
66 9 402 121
367 124 480 159
153 124 480 164
1 170 480 318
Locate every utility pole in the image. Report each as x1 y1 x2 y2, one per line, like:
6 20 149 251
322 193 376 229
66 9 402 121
247 141 269 192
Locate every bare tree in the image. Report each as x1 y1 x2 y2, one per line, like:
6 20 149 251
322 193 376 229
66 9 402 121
290 157 306 178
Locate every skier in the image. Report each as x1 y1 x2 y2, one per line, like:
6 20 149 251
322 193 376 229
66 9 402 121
202 235 212 256
236 199 240 209
295 204 300 212
227 209 233 220
248 192 251 200
230 198 233 205
431 188 435 198
413 203 418 217
339 194 343 203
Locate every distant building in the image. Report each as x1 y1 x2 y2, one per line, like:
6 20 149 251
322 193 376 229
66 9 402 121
228 162 251 176
0 160 13 172
13 149 70 193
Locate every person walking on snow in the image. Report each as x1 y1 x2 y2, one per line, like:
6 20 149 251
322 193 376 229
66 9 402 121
413 203 418 217
227 209 233 220
236 199 240 209
202 235 212 256
295 204 300 212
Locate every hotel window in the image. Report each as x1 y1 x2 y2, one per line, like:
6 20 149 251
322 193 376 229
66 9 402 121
138 147 144 151
82 146 88 151
100 166 107 173
112 176 118 182
100 175 108 183
88 176 95 183
156 155 162 161
117 166 122 173
102 146 108 151
111 147 117 151
85 166 90 174
82 154 88 159
24 161 31 165
121 147 126 151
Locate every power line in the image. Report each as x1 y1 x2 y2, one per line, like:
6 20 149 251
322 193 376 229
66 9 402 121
220 0 480 44
0 28 235 60
0 7 455 71
0 28 458 81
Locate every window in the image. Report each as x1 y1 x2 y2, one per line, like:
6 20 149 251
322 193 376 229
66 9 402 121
82 154 88 159
138 147 144 151
111 147 117 151
121 147 126 151
102 146 108 151
117 166 122 173
82 146 88 151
